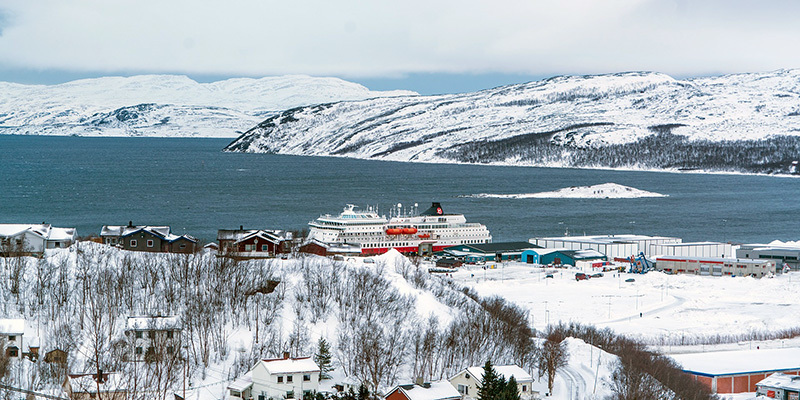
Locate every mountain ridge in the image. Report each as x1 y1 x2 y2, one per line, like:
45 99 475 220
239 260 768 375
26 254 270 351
0 74 417 137
225 69 800 174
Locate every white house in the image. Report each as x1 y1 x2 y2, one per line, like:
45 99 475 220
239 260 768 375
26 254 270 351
384 381 461 400
64 372 128 400
449 365 538 399
125 316 182 361
229 355 320 400
0 224 77 255
0 319 24 359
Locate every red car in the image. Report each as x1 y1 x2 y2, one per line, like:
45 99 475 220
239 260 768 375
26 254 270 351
575 272 589 281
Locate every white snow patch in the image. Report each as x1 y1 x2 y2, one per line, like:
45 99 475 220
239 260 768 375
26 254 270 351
463 183 667 199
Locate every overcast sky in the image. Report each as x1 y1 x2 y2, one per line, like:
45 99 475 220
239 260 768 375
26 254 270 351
1 0 799 94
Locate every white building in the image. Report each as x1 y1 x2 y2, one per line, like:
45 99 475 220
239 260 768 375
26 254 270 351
649 242 735 259
0 224 77 255
530 234 681 262
0 319 24 359
229 355 320 400
449 365 538 399
125 316 181 361
655 256 775 277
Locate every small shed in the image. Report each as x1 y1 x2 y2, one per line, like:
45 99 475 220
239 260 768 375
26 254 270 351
671 348 800 394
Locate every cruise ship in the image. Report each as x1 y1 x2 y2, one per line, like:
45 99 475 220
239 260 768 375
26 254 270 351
307 202 492 255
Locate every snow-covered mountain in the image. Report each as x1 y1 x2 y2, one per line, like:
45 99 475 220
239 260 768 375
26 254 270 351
0 75 416 137
225 70 800 174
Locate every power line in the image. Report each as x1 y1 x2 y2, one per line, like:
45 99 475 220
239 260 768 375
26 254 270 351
0 383 69 400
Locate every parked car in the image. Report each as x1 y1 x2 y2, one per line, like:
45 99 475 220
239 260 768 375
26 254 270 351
545 274 554 279
575 272 589 281
625 278 636 282
591 272 604 278
363 257 376 264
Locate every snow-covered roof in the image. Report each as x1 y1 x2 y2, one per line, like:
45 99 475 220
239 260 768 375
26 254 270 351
655 256 769 264
464 365 533 383
68 372 128 393
671 348 800 376
391 382 461 400
228 371 253 391
126 316 181 331
261 357 320 374
564 249 607 259
757 372 800 390
532 234 680 245
0 224 76 241
103 225 171 238
0 319 25 335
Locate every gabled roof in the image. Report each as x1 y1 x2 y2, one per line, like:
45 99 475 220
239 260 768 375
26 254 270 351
388 382 461 400
120 226 171 239
260 357 320 374
236 230 287 245
228 371 253 392
0 224 77 242
462 365 533 383
0 319 24 335
126 316 181 331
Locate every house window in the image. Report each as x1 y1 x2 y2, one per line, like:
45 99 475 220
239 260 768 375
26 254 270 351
262 245 268 251
303 374 311 382
8 335 15 341
286 391 294 399
278 376 283 383
166 331 174 339
135 347 142 355
147 239 154 247
130 239 138 247
457 385 468 395
8 347 18 357
287 375 293 383
179 244 186 249
148 331 156 339
522 385 527 392
135 331 142 339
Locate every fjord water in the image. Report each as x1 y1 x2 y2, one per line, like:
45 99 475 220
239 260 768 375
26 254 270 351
1 135 798 244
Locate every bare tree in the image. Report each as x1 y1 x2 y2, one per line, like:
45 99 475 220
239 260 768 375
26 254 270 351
536 332 569 395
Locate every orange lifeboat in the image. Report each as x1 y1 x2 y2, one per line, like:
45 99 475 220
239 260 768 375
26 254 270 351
418 233 430 239
386 228 402 235
402 227 418 234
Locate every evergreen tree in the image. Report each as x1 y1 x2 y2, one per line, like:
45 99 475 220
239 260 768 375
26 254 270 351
499 376 520 400
314 337 333 380
477 361 503 400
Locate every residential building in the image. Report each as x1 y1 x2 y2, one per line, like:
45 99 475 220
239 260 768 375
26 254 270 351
671 348 800 394
385 381 461 400
449 365 538 399
755 372 800 399
228 354 320 400
64 372 128 400
0 318 24 359
125 316 181 362
0 224 77 256
217 228 292 258
101 223 197 253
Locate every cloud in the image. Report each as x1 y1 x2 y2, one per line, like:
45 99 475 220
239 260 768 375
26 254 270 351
0 0 799 79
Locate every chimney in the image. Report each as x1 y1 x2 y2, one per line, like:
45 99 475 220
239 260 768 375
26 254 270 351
414 377 424 386
128 220 133 227
240 225 244 231
283 351 290 360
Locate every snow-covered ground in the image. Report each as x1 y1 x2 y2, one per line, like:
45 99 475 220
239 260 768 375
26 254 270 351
462 183 667 199
449 263 800 341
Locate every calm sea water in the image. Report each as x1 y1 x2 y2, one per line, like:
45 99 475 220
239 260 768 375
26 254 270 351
1 135 799 244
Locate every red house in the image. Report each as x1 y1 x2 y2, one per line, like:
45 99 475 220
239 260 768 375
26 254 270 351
217 228 292 258
384 382 461 400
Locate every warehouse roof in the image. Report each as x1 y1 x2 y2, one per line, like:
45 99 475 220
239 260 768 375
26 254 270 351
532 234 680 245
447 242 540 254
671 348 800 376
